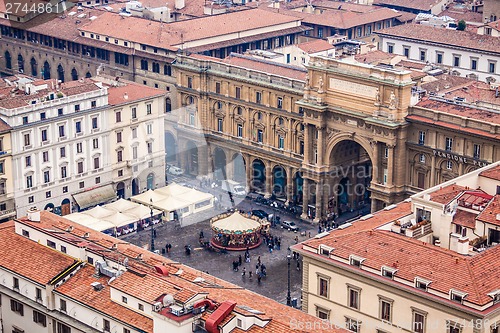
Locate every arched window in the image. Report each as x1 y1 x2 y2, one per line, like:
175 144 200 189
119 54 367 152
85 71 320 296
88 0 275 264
85 71 92 78
165 98 172 113
4 51 11 69
57 64 64 83
30 58 37 77
71 68 78 81
140 59 148 70
17 54 24 73
42 61 50 79
164 64 172 76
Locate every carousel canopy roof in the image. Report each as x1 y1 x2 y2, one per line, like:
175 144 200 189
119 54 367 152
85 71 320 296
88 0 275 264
211 212 262 235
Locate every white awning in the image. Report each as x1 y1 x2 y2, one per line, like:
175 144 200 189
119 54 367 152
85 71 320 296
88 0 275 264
73 184 117 210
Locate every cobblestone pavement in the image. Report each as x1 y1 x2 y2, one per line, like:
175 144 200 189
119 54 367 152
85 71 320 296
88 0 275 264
123 175 370 308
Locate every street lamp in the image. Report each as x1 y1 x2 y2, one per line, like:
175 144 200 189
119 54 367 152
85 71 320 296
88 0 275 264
286 252 292 306
150 198 155 253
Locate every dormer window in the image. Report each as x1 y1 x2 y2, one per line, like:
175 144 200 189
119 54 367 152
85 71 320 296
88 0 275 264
415 277 431 291
450 290 467 304
488 290 500 304
381 266 397 279
349 255 365 267
319 245 334 257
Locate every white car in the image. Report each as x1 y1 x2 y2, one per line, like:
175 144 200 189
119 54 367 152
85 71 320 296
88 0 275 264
167 165 184 176
232 185 246 197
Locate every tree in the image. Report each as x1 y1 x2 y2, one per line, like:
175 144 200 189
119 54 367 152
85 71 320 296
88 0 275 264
457 20 466 31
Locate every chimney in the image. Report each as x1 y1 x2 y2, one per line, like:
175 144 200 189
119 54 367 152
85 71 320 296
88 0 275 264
27 207 40 222
434 239 441 247
123 92 128 100
175 0 185 9
457 237 469 255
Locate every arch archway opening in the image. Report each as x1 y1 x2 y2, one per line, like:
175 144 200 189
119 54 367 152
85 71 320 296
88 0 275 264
213 147 227 181
42 61 50 80
327 140 372 217
4 51 11 70
132 178 140 196
164 131 177 163
61 198 71 216
185 140 198 176
231 153 246 184
272 166 287 198
57 64 65 83
30 58 37 77
71 68 78 81
17 54 24 73
116 182 125 199
251 159 266 192
146 173 155 190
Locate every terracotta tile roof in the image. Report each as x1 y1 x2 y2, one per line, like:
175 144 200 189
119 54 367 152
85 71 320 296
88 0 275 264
429 184 466 204
0 221 76 285
106 82 166 106
14 211 347 332
305 202 412 242
440 8 483 23
110 271 199 304
377 24 500 55
415 97 500 126
0 118 11 132
373 0 443 11
297 39 335 53
395 11 417 22
221 54 307 81
0 79 102 110
476 195 500 226
56 265 153 332
420 74 474 94
80 8 300 50
452 209 477 229
185 25 311 53
264 6 401 29
298 229 500 306
354 50 397 64
407 114 500 140
310 0 375 13
480 165 500 181
395 59 427 70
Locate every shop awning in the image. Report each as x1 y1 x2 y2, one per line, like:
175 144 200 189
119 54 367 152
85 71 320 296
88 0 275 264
73 184 117 210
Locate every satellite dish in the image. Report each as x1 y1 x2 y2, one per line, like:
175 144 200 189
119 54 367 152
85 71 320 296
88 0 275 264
163 294 174 306
123 258 129 267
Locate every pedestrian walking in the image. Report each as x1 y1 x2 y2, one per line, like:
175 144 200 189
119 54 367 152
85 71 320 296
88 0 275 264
294 236 299 244
238 254 242 266
257 273 262 283
249 271 252 279
242 267 246 277
257 256 261 266
296 261 300 271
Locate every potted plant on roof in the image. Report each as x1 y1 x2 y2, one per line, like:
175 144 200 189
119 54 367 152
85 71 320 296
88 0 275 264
391 220 402 234
56 92 64 98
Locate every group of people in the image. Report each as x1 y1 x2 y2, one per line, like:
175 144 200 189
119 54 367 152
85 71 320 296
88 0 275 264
232 253 268 284
263 235 281 253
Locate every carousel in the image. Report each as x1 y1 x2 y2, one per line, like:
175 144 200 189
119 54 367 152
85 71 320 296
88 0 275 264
210 211 269 251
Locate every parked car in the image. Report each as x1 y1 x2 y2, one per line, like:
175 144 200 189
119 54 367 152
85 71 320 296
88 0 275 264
281 220 299 232
251 210 269 220
167 164 184 176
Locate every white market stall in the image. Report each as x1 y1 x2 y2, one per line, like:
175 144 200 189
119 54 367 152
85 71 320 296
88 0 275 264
130 183 214 220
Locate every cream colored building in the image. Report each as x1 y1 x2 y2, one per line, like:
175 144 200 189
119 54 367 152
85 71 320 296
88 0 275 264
0 119 15 222
97 77 167 198
294 161 500 333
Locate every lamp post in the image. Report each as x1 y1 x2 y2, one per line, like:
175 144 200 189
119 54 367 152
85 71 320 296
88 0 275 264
150 198 155 253
286 251 292 306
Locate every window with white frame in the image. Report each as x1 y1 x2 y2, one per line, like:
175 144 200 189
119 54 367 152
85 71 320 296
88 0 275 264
217 118 223 132
347 285 360 310
147 124 153 134
237 124 243 138
445 137 453 151
446 160 453 170
278 135 284 149
412 309 426 333
379 296 393 322
345 317 360 333
473 144 480 159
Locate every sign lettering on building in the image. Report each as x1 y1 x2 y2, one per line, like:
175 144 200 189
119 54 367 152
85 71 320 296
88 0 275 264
329 78 377 97
432 149 489 167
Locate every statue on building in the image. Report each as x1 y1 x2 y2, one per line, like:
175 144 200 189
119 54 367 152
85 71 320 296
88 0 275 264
388 91 396 109
304 74 310 89
374 88 380 106
318 76 324 93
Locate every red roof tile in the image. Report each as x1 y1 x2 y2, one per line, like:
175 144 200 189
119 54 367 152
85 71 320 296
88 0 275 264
0 222 76 285
377 24 500 55
476 195 500 226
429 184 466 204
480 165 500 181
297 39 335 53
299 229 500 306
452 209 477 229
106 82 166 106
